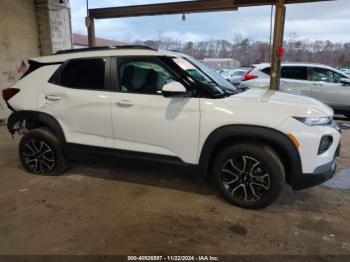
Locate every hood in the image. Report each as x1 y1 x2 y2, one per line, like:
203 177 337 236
228 88 333 117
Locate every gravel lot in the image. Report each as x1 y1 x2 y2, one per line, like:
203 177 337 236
0 118 349 256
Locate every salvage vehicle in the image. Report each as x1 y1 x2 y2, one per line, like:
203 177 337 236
2 46 341 209
240 63 350 118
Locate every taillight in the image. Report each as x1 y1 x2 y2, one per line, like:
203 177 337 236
2 88 20 101
242 68 258 81
242 74 258 81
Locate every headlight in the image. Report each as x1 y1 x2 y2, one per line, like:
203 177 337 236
294 116 332 126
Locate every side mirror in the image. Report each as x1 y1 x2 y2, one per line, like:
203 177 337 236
340 78 350 86
162 82 187 97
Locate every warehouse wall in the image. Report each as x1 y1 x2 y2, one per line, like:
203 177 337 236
0 0 40 119
0 0 72 120
35 0 72 55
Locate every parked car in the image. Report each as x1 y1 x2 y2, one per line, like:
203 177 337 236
217 69 232 79
241 63 350 118
340 68 350 76
2 46 341 209
223 69 247 86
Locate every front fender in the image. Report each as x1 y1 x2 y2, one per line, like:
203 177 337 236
198 125 302 187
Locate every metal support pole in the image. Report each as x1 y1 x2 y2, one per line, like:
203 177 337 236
270 0 286 90
85 16 96 47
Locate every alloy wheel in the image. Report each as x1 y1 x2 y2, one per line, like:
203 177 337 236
221 155 271 202
22 139 55 174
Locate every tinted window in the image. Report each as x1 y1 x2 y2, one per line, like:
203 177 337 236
281 66 307 80
118 57 177 94
261 67 271 75
59 58 106 90
261 66 307 80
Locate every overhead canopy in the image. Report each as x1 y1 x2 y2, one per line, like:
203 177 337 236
89 0 333 19
86 0 335 90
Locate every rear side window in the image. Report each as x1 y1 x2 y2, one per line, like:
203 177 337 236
55 58 106 90
281 66 307 80
261 67 271 75
261 66 308 81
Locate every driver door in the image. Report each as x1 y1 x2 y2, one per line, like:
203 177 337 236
110 56 200 164
309 67 349 108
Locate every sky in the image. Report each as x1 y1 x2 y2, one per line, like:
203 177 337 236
70 0 350 43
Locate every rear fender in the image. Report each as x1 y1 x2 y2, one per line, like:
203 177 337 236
7 111 65 142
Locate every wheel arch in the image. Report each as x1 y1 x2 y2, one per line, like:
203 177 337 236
198 125 302 186
7 110 66 143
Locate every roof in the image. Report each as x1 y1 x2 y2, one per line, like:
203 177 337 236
31 46 171 63
255 62 337 69
73 33 126 47
254 62 349 77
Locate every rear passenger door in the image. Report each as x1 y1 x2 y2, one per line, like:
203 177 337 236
279 66 312 96
110 56 200 164
46 57 114 148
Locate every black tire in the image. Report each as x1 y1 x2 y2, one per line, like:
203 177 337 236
212 143 285 209
345 114 350 120
19 128 67 176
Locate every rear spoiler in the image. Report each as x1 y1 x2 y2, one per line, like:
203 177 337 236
20 60 62 79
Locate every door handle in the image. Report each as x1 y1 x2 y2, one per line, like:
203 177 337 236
116 100 133 107
45 95 61 101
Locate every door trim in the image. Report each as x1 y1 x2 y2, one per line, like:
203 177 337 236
64 142 195 166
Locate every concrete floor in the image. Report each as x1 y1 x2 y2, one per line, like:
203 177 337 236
0 119 349 255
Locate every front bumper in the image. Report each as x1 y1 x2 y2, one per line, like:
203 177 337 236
292 144 340 190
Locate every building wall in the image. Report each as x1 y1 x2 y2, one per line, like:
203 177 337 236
0 0 72 120
35 0 72 55
0 0 40 119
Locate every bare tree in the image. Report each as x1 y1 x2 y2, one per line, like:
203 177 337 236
134 37 350 67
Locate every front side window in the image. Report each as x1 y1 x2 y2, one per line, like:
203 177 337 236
312 68 334 82
58 58 106 90
312 67 344 83
281 66 307 80
118 57 177 94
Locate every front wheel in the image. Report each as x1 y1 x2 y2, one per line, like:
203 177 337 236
212 143 285 209
19 128 67 176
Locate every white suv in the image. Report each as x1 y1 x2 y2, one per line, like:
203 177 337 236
2 46 341 209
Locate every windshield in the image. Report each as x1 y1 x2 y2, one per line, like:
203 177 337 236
172 55 236 95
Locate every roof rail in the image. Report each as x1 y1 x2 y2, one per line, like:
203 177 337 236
54 45 157 55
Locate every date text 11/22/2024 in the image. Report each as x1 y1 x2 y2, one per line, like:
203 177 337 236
127 256 220 261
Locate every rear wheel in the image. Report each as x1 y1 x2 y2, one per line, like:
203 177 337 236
212 143 285 209
19 128 67 176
